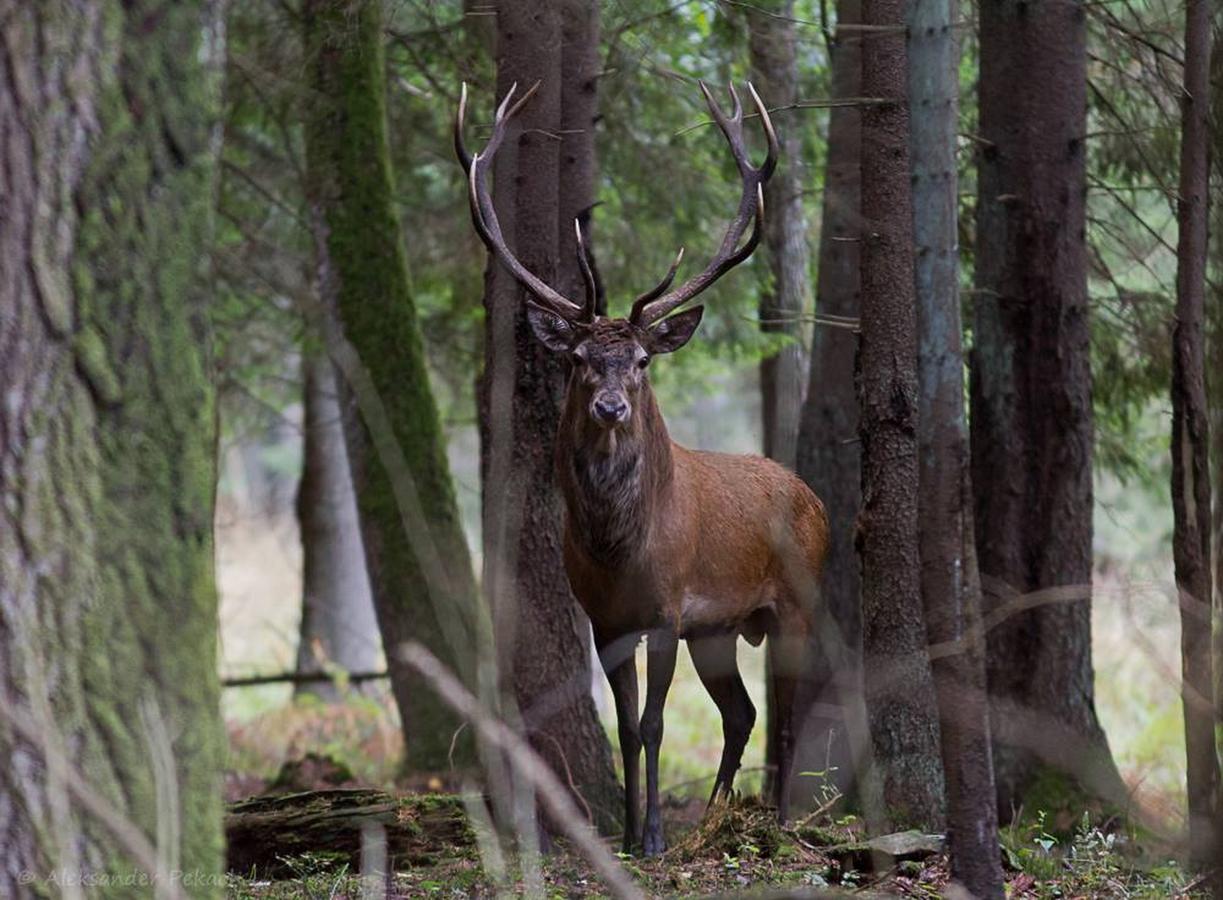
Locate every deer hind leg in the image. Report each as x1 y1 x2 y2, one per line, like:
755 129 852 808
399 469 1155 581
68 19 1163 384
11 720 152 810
595 630 642 853
640 627 678 856
767 607 812 823
689 632 756 808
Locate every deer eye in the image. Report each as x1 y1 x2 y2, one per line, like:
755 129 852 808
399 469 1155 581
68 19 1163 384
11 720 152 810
637 356 650 369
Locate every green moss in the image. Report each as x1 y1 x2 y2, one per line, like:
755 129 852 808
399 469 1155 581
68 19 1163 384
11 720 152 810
72 326 121 405
302 0 482 771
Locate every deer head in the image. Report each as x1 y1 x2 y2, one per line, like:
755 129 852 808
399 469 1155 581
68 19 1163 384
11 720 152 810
455 80 777 431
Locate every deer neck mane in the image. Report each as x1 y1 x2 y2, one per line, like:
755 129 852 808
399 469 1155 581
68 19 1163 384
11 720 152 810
558 384 673 568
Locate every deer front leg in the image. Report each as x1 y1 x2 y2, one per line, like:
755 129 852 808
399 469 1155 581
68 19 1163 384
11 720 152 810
640 627 679 856
596 630 642 853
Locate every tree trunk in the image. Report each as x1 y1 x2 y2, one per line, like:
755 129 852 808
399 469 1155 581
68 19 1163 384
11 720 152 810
746 0 814 809
480 0 620 835
295 350 381 701
0 1 225 892
907 0 1003 892
302 0 481 772
794 0 866 805
1171 0 1217 876
972 0 1124 816
749 0 810 472
856 0 945 830
1208 16 1223 865
1203 19 1223 870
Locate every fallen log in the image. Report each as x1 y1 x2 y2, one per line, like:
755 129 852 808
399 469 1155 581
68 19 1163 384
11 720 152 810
225 789 473 877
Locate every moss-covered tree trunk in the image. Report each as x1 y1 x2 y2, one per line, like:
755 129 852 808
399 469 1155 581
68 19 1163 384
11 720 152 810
972 0 1124 816
794 0 865 805
480 0 621 835
302 0 480 771
0 1 226 892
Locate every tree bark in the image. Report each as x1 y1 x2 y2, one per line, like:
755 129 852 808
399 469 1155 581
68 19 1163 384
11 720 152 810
480 0 621 835
746 0 814 809
302 0 481 771
795 0 866 806
295 349 381 700
907 0 1003 892
972 0 1125 817
1208 16 1223 867
0 1 226 892
749 0 810 472
856 0 945 830
1170 0 1217 876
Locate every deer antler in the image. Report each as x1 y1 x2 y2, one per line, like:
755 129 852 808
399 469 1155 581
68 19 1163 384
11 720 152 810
455 82 587 320
630 82 778 328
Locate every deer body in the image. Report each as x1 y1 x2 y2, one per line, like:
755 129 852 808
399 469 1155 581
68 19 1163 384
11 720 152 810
457 80 826 856
558 380 827 644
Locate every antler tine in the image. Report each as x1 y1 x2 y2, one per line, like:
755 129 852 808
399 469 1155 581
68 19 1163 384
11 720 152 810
747 82 779 179
457 83 582 319
455 82 473 171
629 247 685 321
574 219 598 322
631 82 778 327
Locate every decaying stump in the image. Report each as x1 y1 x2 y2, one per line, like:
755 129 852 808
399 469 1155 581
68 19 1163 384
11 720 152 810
225 789 473 877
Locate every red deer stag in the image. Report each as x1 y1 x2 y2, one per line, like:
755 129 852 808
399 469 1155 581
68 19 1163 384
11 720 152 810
456 81 828 856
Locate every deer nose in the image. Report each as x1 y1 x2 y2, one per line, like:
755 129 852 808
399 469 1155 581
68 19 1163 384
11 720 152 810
593 396 628 423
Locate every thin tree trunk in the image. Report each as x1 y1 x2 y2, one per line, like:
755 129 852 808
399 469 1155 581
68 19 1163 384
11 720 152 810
857 0 945 830
908 0 1003 891
746 0 813 808
295 349 381 700
480 0 620 835
795 0 865 805
0 1 226 891
1171 0 1217 876
749 0 810 472
1208 16 1223 857
302 0 481 771
972 0 1124 816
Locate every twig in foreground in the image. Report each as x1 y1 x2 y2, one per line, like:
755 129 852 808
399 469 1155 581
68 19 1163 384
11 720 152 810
399 643 644 900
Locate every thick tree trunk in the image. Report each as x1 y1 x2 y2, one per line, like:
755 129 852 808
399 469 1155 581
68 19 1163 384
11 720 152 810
794 0 865 805
972 0 1124 816
856 0 945 830
1170 0 1217 875
480 1 620 835
746 0 814 809
907 0 1003 892
749 0 810 472
0 1 225 892
302 0 481 771
295 350 381 700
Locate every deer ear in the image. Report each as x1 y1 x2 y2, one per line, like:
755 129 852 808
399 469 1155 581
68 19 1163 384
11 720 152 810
526 302 578 352
647 305 704 354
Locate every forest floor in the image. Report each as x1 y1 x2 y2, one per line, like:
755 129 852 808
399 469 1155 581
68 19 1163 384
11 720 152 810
222 751 1203 899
